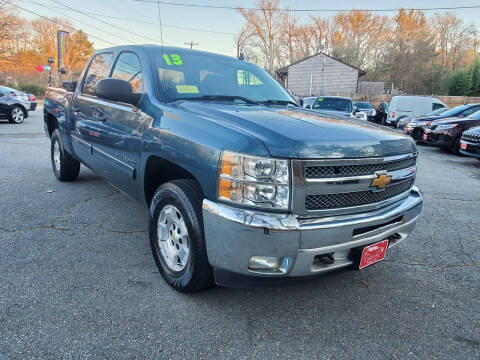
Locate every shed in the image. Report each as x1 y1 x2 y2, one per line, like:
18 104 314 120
275 53 366 97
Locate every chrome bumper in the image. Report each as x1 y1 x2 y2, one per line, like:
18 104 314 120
202 187 423 280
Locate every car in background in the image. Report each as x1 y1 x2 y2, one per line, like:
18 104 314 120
423 110 480 154
386 96 446 126
0 85 30 124
374 102 388 124
460 126 480 160
28 93 38 111
304 96 367 120
409 104 480 142
399 107 450 130
354 101 376 121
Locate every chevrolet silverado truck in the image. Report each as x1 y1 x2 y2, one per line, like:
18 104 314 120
44 45 423 292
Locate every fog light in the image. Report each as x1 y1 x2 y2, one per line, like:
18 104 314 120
248 256 288 274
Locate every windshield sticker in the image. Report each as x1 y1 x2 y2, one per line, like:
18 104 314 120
318 97 323 101
163 54 183 66
176 85 199 94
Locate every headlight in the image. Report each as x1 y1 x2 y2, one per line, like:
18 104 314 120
218 151 289 209
435 124 457 130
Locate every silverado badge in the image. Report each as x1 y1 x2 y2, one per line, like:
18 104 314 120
371 172 392 189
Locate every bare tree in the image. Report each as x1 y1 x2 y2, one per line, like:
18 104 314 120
237 0 285 74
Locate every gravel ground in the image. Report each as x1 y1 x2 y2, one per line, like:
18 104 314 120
0 108 479 359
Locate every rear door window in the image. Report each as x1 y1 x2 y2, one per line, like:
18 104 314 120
82 52 114 96
462 106 480 117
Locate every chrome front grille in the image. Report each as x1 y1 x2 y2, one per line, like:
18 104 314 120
305 179 414 210
462 130 480 143
292 153 417 216
305 156 416 178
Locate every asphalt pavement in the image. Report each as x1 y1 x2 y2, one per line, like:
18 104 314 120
0 107 479 359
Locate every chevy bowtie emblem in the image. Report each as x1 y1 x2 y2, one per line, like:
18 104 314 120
371 173 392 189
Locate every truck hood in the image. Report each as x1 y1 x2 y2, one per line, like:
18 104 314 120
178 102 416 158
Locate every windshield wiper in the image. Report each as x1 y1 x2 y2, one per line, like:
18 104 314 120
261 99 299 107
175 95 259 105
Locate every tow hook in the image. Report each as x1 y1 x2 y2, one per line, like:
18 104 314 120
317 253 335 265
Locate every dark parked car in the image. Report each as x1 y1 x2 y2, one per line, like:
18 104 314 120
408 104 480 142
354 101 376 121
374 102 388 124
0 85 30 124
28 93 38 111
423 110 480 154
399 107 450 130
460 126 480 160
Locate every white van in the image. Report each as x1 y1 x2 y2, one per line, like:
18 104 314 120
386 96 446 125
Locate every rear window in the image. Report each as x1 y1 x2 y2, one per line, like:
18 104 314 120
355 102 372 109
313 97 353 113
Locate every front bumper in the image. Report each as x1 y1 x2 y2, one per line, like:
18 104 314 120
460 140 480 158
203 187 423 286
423 130 453 148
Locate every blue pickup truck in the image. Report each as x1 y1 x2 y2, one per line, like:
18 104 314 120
44 45 423 292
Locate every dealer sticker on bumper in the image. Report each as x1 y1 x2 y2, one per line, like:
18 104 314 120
461 141 468 150
423 133 428 140
359 239 389 269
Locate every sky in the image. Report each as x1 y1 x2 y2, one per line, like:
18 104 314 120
12 0 480 57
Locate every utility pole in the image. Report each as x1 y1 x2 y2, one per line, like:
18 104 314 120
184 41 198 49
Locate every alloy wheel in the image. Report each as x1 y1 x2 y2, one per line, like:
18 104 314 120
157 205 190 272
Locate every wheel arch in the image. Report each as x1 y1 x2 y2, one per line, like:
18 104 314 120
45 113 59 138
143 155 205 207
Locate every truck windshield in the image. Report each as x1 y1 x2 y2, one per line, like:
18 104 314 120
153 50 293 104
313 97 353 113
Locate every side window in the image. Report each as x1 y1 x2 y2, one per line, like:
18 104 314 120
111 52 145 93
462 107 480 117
82 53 113 96
432 103 445 111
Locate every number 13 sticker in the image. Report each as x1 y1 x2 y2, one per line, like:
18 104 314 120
163 54 183 66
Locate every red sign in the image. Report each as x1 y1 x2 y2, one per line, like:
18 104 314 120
461 141 468 150
423 133 427 140
35 64 44 73
359 239 389 269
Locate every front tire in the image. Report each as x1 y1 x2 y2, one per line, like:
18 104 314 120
51 129 80 181
149 179 213 293
8 106 25 124
452 136 462 155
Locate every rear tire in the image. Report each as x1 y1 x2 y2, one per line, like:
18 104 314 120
8 106 25 124
149 179 213 293
51 129 80 181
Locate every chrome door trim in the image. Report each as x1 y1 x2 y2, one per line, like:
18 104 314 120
77 95 133 113
92 146 135 179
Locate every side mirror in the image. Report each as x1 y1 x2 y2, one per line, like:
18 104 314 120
353 106 358 113
62 81 77 92
299 98 304 107
95 78 141 106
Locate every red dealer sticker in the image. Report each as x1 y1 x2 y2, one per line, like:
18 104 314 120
359 239 389 269
461 141 468 150
423 133 428 140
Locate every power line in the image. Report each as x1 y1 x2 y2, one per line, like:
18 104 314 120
133 0 480 13
15 0 235 35
1 0 119 46
48 0 163 44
